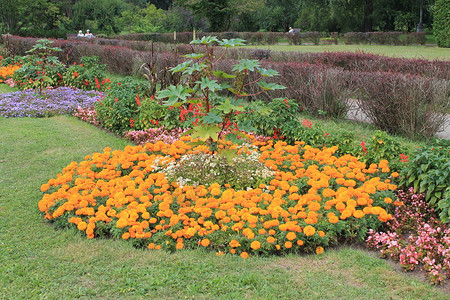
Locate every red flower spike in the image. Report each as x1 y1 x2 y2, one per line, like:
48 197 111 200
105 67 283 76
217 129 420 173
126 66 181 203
136 94 141 106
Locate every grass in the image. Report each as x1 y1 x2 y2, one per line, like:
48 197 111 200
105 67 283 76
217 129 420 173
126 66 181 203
243 44 450 60
0 83 18 94
1 115 448 299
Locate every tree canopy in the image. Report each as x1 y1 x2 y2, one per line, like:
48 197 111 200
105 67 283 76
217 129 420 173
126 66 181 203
0 0 441 39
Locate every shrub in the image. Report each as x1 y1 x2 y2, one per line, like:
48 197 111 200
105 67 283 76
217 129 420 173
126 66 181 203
95 78 148 132
399 139 450 222
63 56 107 91
434 0 450 48
356 72 450 138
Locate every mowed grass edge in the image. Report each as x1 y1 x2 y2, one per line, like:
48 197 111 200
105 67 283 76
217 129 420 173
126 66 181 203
0 116 448 299
243 44 450 60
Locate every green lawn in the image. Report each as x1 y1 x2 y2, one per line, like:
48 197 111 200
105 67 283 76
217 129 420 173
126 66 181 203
243 44 450 60
0 83 18 94
0 116 448 299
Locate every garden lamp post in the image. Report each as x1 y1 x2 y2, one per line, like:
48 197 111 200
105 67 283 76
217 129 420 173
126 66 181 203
416 0 424 32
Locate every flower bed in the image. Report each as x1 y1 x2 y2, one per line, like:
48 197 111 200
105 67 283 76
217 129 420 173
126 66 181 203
367 188 450 284
0 64 21 83
39 137 399 257
0 87 101 118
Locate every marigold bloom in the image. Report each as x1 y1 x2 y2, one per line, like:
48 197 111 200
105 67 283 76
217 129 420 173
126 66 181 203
77 221 87 231
267 236 275 244
240 252 249 259
303 225 316 236
250 241 261 250
315 247 324 254
286 232 296 240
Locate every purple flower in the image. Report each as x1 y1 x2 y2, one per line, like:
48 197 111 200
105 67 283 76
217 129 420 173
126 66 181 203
0 87 101 118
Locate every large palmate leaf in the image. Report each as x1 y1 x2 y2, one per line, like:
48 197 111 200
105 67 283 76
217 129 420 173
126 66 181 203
203 112 223 124
232 59 260 72
257 81 286 90
195 77 223 92
157 85 191 106
191 125 221 141
218 38 246 47
257 67 279 77
190 36 219 45
216 98 245 114
169 60 192 73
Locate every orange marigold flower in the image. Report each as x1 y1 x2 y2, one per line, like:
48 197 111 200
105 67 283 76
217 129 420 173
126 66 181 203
308 201 321 211
250 241 261 250
303 225 316 236
40 184 50 192
77 221 87 231
315 246 324 255
200 239 210 247
353 210 365 219
284 241 292 248
210 187 221 196
240 252 249 259
384 197 393 204
267 236 275 244
176 243 184 250
286 232 296 240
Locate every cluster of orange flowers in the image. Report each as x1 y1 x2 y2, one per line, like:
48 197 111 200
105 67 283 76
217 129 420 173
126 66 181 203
0 64 21 83
39 136 400 257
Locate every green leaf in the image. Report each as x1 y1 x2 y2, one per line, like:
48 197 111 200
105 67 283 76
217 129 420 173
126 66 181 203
238 120 256 133
257 81 286 91
169 60 192 73
157 85 191 106
213 70 235 78
203 112 223 124
191 125 221 141
190 36 219 45
195 77 223 92
216 98 245 114
183 53 205 59
183 62 205 75
232 59 260 72
218 38 246 47
257 67 279 77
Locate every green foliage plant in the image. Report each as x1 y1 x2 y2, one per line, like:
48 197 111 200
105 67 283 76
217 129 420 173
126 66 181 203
433 0 450 48
362 130 407 173
13 39 63 93
157 36 285 152
399 139 450 222
63 56 106 90
95 77 148 132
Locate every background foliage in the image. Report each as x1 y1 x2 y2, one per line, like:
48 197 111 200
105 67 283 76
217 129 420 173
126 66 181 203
1 0 447 44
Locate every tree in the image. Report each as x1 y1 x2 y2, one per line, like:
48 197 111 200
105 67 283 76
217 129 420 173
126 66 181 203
433 0 450 47
117 3 167 33
174 0 234 31
73 0 127 34
0 0 62 35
